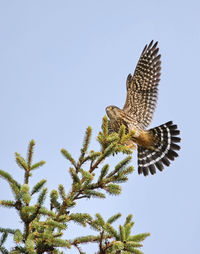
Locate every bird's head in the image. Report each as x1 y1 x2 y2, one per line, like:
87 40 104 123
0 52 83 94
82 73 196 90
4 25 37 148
106 105 121 119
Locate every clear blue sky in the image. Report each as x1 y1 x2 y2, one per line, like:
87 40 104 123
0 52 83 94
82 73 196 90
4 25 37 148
0 1 199 253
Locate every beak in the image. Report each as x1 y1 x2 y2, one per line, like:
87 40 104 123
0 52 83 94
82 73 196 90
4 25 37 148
106 107 112 116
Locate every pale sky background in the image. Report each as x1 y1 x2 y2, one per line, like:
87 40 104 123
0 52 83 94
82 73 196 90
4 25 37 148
0 1 199 253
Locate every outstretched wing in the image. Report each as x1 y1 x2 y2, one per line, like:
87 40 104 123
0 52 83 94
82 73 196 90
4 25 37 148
123 40 161 129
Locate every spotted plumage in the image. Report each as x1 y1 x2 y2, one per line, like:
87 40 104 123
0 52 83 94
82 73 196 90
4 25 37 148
106 41 181 176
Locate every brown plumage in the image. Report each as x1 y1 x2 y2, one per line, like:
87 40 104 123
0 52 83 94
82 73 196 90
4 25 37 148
106 41 181 176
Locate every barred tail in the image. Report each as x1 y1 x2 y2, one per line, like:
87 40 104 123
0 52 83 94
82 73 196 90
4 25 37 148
138 121 181 176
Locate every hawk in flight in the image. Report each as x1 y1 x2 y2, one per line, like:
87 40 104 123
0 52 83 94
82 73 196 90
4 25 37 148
106 41 181 176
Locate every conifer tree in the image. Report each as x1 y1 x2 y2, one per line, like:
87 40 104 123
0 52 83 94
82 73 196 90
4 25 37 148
0 116 150 253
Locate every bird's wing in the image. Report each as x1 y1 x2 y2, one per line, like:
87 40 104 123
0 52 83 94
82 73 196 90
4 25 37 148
123 40 161 129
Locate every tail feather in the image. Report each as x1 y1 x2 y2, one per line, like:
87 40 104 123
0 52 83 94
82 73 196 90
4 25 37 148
138 121 181 176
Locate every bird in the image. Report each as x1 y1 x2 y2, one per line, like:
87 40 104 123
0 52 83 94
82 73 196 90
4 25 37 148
106 40 181 176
